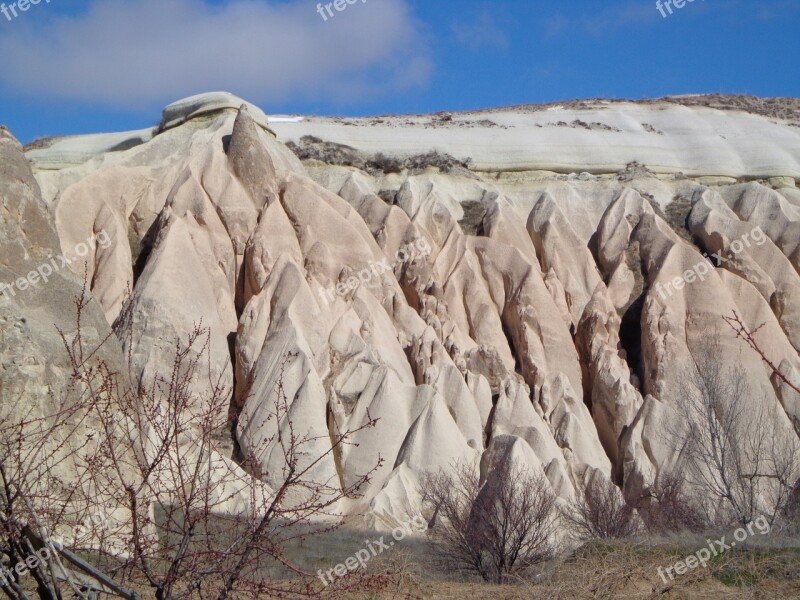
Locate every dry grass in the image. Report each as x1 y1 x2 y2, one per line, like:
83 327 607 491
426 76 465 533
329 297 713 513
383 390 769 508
21 539 796 599
347 541 800 600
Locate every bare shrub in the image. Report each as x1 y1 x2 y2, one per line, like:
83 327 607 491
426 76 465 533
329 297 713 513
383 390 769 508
0 285 385 599
422 461 557 584
786 481 800 531
0 401 113 600
637 471 707 534
561 476 640 541
724 310 800 396
667 334 800 529
725 311 800 531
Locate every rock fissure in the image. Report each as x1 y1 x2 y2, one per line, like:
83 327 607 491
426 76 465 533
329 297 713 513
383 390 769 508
9 93 799 526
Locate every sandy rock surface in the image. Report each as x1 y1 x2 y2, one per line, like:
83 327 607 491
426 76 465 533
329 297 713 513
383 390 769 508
8 92 800 527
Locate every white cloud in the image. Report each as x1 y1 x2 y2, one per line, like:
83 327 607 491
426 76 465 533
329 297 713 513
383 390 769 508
0 0 432 109
544 3 658 38
451 11 509 51
543 14 569 39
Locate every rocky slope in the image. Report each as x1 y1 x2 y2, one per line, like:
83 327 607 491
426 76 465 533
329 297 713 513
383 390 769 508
7 91 800 529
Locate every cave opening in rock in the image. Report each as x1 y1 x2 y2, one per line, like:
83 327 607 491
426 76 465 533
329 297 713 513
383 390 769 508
619 293 645 389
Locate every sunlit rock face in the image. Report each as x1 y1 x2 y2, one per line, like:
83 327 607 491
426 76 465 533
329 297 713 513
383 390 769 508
0 125 273 531
20 92 800 528
0 125 121 442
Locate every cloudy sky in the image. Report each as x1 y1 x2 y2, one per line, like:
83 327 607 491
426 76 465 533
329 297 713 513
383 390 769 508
1 0 798 142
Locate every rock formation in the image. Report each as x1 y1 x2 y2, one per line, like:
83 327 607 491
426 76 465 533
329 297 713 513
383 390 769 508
4 92 800 529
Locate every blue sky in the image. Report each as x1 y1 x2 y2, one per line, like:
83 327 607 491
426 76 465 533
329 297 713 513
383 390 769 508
1 0 798 143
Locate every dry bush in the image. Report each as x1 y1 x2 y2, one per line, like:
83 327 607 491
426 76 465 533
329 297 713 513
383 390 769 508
0 403 106 600
422 461 557 584
637 471 708 535
561 476 640 541
786 483 800 530
0 286 137 600
725 311 800 532
667 335 800 529
725 311 800 397
0 285 386 600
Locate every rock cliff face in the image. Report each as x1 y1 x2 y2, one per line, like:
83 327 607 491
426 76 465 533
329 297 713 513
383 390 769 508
10 92 800 528
0 124 124 475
